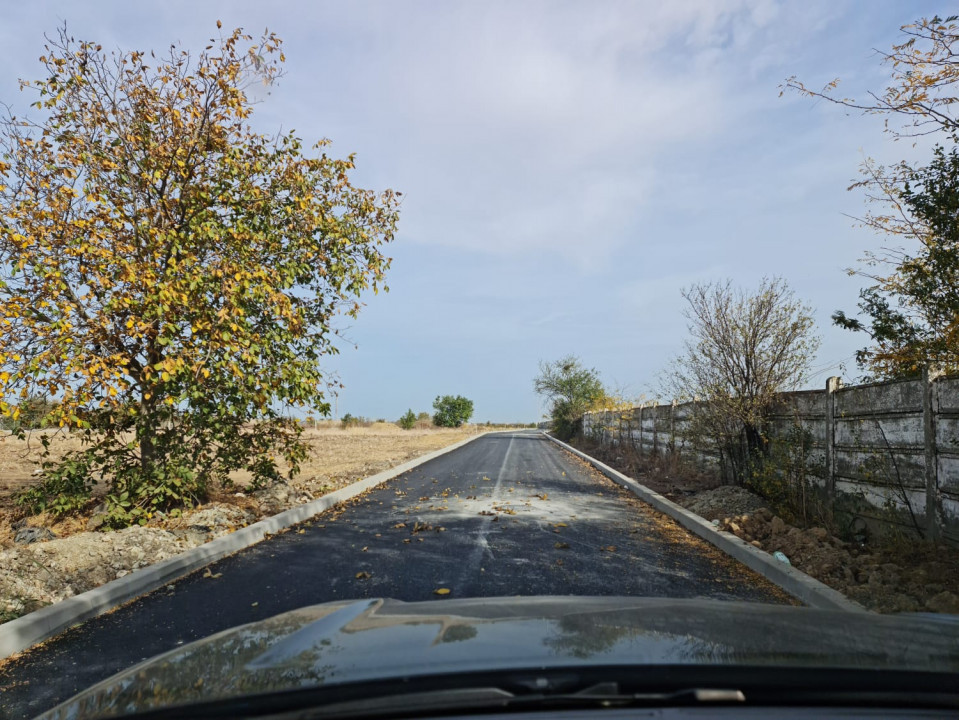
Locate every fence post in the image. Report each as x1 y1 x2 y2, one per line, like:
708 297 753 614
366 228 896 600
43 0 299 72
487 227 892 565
669 400 676 454
923 364 944 541
638 405 644 457
824 376 842 502
652 405 659 455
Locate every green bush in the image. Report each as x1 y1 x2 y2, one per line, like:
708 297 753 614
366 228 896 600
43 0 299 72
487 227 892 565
432 395 474 428
398 409 416 430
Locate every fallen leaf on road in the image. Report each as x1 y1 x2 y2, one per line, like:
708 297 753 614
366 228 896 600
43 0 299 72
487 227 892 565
251 602 258 607
394 522 407 529
554 542 569 549
361 546 369 552
419 496 430 501
403 538 411 544
297 529 306 534
355 571 371 579
433 588 451 595
202 569 222 579
537 493 548 501
554 522 567 528
602 545 617 552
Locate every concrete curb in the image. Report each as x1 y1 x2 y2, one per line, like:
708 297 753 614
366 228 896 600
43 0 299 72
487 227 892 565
542 433 867 613
0 431 493 659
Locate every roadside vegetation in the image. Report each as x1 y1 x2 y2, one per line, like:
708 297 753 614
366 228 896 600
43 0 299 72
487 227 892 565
0 25 399 528
533 355 606 440
784 14 959 381
661 277 820 486
431 395 474 428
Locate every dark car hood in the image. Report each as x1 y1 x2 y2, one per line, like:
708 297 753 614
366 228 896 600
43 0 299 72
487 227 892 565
38 596 959 719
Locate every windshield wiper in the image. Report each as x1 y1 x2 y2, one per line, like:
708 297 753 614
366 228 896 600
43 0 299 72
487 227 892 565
305 682 746 718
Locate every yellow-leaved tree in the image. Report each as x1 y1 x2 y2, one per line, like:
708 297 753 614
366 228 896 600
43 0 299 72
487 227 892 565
783 15 959 379
0 25 399 526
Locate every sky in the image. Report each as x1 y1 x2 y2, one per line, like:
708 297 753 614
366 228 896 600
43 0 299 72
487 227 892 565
0 1 948 422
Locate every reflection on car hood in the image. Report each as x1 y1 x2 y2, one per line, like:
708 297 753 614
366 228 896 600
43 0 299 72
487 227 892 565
39 596 959 719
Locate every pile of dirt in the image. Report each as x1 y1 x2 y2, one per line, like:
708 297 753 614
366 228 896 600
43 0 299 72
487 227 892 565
0 500 266 621
713 508 959 614
684 486 768 519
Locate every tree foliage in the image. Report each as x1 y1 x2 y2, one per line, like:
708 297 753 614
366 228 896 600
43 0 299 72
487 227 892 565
784 15 959 379
662 278 820 484
1 25 399 525
432 395 473 428
833 145 959 377
398 408 416 430
533 355 605 440
782 15 959 140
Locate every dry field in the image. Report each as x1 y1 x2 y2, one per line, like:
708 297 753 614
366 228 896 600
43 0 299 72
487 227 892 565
0 422 480 548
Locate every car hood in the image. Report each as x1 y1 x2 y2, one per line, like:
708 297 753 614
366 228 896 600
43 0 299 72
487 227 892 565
39 596 959 719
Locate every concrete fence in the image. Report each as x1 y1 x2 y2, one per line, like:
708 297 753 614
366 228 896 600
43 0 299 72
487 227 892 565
582 367 959 546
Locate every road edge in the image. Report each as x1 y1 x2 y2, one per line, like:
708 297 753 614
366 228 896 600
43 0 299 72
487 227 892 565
542 432 867 613
0 431 495 659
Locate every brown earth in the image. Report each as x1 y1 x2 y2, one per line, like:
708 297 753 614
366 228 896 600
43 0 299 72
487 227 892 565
572 437 959 615
1 423 481 622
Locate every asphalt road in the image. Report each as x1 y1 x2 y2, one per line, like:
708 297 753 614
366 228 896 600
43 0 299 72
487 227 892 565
0 430 792 718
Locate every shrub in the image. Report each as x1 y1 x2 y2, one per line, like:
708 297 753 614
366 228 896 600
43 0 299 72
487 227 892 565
432 395 474 427
398 409 416 430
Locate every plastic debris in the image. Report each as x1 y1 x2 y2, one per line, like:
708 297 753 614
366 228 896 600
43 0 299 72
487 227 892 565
773 551 791 565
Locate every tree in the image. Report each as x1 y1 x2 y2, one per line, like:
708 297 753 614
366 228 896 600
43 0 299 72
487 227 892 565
662 278 820 484
398 409 416 430
833 145 959 377
784 15 959 379
782 15 959 140
432 395 473 428
1 25 399 526
533 355 605 440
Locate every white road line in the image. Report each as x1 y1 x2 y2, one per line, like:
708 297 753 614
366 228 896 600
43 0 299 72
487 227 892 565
455 434 515 587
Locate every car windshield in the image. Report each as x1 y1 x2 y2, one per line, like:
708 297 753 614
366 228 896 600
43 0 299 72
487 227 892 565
0 3 957 720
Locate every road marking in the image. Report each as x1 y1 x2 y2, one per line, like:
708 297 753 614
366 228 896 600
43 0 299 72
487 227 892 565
455 434 514 588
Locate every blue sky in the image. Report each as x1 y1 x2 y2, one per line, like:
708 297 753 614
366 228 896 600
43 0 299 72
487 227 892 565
0 1 947 422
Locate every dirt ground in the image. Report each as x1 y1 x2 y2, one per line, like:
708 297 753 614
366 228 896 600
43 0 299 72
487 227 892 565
572 437 959 614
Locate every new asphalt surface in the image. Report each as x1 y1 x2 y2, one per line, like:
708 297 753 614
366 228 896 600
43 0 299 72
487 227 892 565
0 430 792 718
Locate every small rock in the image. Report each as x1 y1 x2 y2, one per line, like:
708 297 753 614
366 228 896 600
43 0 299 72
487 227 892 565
14 527 56 545
926 591 959 614
728 522 742 535
87 513 108 532
750 540 762 549
770 517 786 535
